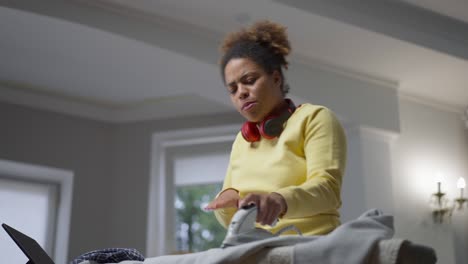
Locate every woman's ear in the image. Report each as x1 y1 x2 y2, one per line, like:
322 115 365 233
272 70 282 87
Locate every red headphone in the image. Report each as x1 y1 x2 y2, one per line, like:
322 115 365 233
241 99 296 142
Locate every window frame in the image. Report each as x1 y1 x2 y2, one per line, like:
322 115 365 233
147 124 239 256
0 159 73 264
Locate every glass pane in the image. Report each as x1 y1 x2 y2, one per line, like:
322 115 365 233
0 178 53 263
174 183 226 253
174 146 230 186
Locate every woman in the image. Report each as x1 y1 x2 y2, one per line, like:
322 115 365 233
205 20 347 236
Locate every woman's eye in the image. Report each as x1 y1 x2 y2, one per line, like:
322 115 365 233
228 87 237 94
245 78 256 85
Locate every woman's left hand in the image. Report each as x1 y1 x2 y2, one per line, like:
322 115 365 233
238 192 287 226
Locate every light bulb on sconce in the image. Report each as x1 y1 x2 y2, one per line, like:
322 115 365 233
430 174 467 223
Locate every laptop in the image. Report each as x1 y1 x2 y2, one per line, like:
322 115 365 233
2 223 55 264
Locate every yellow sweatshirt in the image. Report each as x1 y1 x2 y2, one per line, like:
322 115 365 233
214 103 347 235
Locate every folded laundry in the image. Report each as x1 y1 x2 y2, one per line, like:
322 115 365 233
71 248 144 264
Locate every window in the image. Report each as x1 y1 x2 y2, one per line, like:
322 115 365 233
0 178 57 263
147 125 239 256
171 143 230 253
0 159 73 264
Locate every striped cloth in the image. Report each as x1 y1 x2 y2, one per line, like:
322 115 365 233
71 248 144 264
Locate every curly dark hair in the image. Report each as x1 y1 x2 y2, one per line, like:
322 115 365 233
220 20 291 95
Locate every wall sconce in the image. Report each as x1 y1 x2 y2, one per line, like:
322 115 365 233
431 175 467 223
455 178 467 209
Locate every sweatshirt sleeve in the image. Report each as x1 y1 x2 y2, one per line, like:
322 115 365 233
213 137 240 228
275 107 347 218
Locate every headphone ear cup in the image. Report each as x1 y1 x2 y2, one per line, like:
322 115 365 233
241 122 261 142
259 116 279 139
261 99 296 139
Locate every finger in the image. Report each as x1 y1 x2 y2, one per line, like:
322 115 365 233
239 194 258 208
264 206 279 226
260 196 281 225
206 197 229 210
260 205 272 225
204 200 219 210
258 195 270 225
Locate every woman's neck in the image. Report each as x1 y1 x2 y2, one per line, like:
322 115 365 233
270 98 288 115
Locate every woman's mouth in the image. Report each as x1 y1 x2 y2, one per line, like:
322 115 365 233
242 101 257 111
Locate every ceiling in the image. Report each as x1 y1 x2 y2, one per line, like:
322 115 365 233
1 0 467 122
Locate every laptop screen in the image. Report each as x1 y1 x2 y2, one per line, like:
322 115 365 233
2 224 55 264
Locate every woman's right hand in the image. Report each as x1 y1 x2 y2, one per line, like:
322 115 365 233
205 189 240 210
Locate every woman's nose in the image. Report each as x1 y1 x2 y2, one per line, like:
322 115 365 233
238 85 249 99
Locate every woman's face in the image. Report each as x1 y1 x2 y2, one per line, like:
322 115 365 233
224 58 284 122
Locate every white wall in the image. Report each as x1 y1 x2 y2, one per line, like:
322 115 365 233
288 59 400 133
392 98 468 264
0 102 115 260
340 97 468 264
341 126 397 223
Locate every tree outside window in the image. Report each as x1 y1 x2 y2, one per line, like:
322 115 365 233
174 183 226 253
